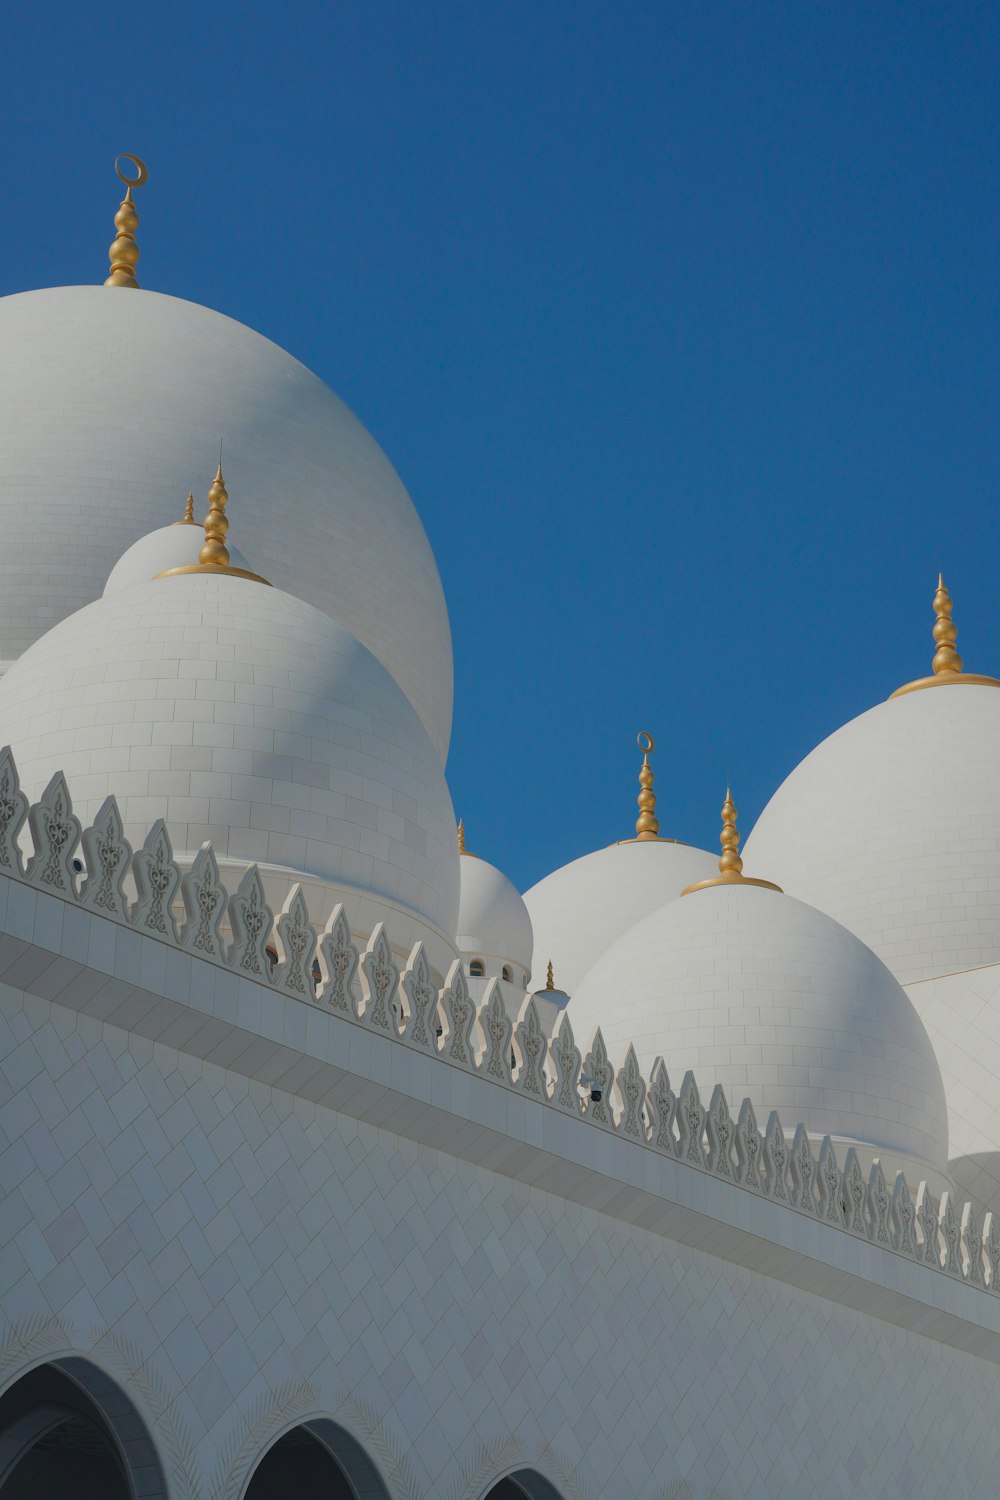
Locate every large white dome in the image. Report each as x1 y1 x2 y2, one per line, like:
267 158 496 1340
0 286 453 762
523 839 717 996
569 883 949 1183
0 573 459 946
457 851 534 977
743 684 1000 985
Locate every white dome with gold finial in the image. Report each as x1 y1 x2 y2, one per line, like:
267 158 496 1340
0 159 453 762
523 733 716 995
103 493 251 594
456 820 534 985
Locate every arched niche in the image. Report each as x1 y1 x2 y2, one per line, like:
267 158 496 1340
0 1357 166 1500
243 1419 390 1500
484 1471 566 1500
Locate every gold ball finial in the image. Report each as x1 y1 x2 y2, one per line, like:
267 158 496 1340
154 462 271 585
457 818 468 854
172 492 197 527
932 573 963 676
634 730 660 841
104 154 148 289
681 783 782 896
545 960 555 991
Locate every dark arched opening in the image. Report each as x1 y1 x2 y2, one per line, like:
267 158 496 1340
0 1359 165 1500
485 1471 565 1500
244 1419 390 1500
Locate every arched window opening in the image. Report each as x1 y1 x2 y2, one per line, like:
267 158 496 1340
483 1471 565 1500
502 965 513 983
0 1359 166 1500
244 1419 390 1500
469 959 485 978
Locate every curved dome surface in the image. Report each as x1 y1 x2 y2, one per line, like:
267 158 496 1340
104 522 250 593
0 286 453 762
743 685 1000 985
0 573 459 939
458 854 533 974
523 839 717 996
569 883 949 1178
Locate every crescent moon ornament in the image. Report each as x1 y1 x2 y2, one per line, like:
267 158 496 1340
637 730 655 756
115 153 148 190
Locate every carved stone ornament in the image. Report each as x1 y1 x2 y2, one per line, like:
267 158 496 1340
0 746 28 876
274 884 318 998
706 1085 734 1178
318 904 359 1016
440 959 477 1070
789 1124 816 1215
676 1072 706 1169
868 1159 891 1247
983 1211 1000 1292
582 1028 616 1129
78 796 132 918
130 819 181 940
179 842 228 962
400 942 439 1050
816 1137 845 1226
764 1112 790 1204
961 1201 985 1288
893 1172 917 1258
915 1181 940 1268
938 1191 962 1277
551 1013 583 1115
646 1057 676 1155
360 923 400 1034
842 1148 871 1238
514 997 547 1098
617 1044 647 1142
734 1097 763 1191
227 865 275 983
481 981 514 1085
26 771 81 895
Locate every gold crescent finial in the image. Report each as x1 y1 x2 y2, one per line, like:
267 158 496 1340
633 730 660 841
154 462 271 585
682 784 782 895
172 492 197 527
890 575 1000 698
104 154 148 289
545 960 555 991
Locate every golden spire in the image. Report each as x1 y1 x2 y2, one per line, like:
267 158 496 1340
154 464 271 585
104 154 148 289
633 730 660 840
457 818 474 856
545 960 555 991
890 575 1000 698
172 492 197 526
682 786 782 896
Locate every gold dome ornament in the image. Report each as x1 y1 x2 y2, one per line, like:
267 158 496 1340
890 574 1000 698
545 960 556 991
155 464 271 585
615 731 687 845
172 492 197 526
104 154 148 289
457 818 477 857
681 786 782 896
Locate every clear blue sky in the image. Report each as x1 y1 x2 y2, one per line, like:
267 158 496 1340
3 2 999 890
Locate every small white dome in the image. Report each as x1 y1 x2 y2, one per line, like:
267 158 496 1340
569 883 949 1181
743 683 1000 984
0 287 453 762
104 522 250 594
523 839 717 996
0 573 459 941
457 852 533 974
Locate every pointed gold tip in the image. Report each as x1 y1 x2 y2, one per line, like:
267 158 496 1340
545 960 555 991
633 730 661 840
154 464 271 585
104 154 148 289
891 574 1000 697
173 492 197 527
457 818 467 854
681 783 782 895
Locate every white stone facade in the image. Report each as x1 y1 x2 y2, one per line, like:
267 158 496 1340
3 761 1000 1498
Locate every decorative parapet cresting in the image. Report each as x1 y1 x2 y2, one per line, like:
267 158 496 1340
0 746 998 1296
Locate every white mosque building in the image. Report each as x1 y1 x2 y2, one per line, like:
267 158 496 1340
1 157 1000 1500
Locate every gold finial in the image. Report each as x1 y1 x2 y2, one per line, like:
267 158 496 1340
457 818 472 855
172 492 197 526
682 785 782 896
633 730 660 840
104 154 148 289
890 575 1000 698
545 960 555 991
154 463 271 585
